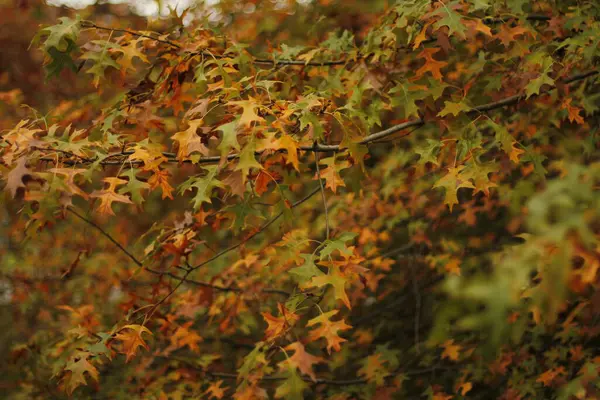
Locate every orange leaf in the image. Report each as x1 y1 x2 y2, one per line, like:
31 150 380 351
282 342 325 382
536 366 566 387
148 169 174 200
445 257 461 276
441 339 461 361
307 310 352 353
114 324 153 362
261 304 299 340
415 48 447 80
357 353 386 383
204 380 227 399
90 177 133 215
254 170 272 196
458 381 473 396
276 135 300 171
413 21 432 49
170 321 203 352
561 98 585 125
316 156 348 194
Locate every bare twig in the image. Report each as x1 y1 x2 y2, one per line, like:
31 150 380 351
68 207 142 267
189 186 320 271
408 259 421 354
313 148 330 240
80 21 182 49
144 267 290 296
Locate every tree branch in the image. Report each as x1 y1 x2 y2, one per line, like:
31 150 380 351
68 207 142 267
188 186 320 271
37 70 597 169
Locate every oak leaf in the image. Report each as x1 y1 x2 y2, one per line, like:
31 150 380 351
536 366 566 387
49 168 88 199
204 380 227 399
281 342 325 382
5 157 33 198
114 324 153 362
62 351 99 395
172 119 209 161
307 310 352 353
148 169 175 200
229 98 264 127
441 339 461 361
561 98 585 125
415 48 447 80
432 166 475 211
308 266 352 309
357 353 388 385
275 135 300 171
274 367 308 400
170 321 202 352
90 177 134 215
261 304 299 340
316 156 349 193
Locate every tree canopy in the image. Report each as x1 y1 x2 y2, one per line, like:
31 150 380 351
1 0 600 398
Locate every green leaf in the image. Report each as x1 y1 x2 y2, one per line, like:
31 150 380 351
225 195 266 233
319 233 356 260
235 140 262 183
217 120 240 158
432 3 467 39
438 100 470 117
275 367 309 400
179 165 225 211
118 169 150 206
390 82 428 119
289 254 324 283
37 16 81 52
80 40 120 86
238 342 268 380
44 41 79 79
414 139 441 165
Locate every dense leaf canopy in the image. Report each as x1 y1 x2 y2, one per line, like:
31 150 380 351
1 0 600 398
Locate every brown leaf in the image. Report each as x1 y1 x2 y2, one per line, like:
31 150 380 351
5 157 32 198
114 324 153 362
281 342 325 382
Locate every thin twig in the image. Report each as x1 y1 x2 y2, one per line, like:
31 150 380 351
142 269 191 325
68 207 291 296
68 207 142 267
189 186 320 271
144 267 290 296
81 21 181 49
168 358 453 386
313 148 330 240
408 259 421 354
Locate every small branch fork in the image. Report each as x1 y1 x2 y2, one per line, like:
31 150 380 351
65 186 320 298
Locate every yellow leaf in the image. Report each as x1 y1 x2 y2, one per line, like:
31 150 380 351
441 339 461 361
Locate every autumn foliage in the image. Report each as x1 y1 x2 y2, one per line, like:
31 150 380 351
1 0 600 398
